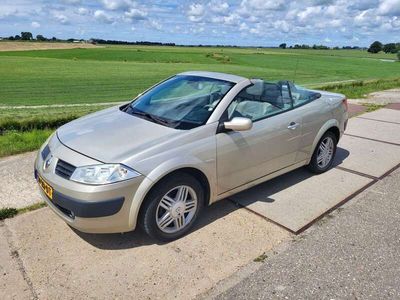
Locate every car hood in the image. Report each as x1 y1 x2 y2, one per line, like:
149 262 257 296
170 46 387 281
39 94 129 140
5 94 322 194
57 106 181 163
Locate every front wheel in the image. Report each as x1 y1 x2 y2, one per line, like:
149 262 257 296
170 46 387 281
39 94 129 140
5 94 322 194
139 173 204 242
307 131 337 174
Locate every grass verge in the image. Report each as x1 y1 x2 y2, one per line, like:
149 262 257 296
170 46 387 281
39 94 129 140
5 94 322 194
0 115 78 132
0 106 111 158
363 103 386 112
0 207 18 220
253 252 268 263
0 104 111 132
0 202 47 221
317 77 400 98
0 129 53 157
17 202 47 214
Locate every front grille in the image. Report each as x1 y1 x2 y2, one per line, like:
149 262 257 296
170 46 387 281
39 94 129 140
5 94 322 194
55 159 76 180
41 145 50 160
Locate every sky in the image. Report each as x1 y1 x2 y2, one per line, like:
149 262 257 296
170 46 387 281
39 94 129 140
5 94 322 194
0 0 399 47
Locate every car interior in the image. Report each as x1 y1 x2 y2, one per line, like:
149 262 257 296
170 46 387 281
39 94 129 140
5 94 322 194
228 80 293 121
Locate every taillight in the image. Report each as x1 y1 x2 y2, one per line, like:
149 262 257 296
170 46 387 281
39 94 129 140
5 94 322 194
342 98 348 111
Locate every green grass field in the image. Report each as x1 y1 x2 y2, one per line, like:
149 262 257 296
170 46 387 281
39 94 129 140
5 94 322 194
0 45 398 106
0 44 399 158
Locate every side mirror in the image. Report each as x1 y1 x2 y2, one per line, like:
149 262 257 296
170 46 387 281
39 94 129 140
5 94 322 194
223 117 253 131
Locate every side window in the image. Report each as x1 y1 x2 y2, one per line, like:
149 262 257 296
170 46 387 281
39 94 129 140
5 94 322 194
289 81 321 107
226 80 292 122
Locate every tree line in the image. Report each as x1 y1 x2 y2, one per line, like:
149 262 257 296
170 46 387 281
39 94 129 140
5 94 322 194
279 42 399 53
90 38 175 46
1 32 176 46
279 43 333 50
4 32 77 42
367 41 400 54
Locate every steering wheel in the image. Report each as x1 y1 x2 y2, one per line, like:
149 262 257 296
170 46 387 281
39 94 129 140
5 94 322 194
209 91 223 104
203 91 223 111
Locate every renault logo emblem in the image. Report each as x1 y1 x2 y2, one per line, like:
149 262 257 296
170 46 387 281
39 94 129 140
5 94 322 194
43 155 53 171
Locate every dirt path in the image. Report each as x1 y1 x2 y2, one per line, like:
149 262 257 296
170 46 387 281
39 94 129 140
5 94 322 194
349 88 400 105
0 41 100 52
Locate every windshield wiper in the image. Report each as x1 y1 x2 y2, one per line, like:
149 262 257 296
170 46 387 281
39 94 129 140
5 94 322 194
130 108 178 127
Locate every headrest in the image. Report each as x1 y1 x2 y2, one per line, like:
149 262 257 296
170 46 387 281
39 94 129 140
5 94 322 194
246 80 264 97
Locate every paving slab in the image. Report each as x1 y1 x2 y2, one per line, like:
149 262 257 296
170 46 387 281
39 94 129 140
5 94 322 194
214 168 400 300
0 151 41 209
4 201 290 299
356 108 400 124
345 117 400 145
334 135 400 178
0 224 32 299
229 168 372 233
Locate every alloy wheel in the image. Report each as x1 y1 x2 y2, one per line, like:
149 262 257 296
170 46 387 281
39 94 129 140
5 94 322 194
156 185 198 234
317 136 334 168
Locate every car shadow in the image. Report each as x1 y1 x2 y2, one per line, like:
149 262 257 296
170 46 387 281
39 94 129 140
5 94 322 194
227 147 350 205
71 201 240 250
333 147 350 168
73 147 350 250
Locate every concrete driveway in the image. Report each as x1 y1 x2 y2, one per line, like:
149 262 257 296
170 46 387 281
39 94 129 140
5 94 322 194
1 106 399 299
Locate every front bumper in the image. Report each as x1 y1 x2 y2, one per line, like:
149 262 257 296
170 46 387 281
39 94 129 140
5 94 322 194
35 135 146 233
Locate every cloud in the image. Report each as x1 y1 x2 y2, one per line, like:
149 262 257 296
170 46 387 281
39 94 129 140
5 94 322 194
0 0 398 46
226 13 241 25
101 0 133 11
353 9 384 28
209 1 229 15
0 7 17 19
187 3 205 16
378 0 400 16
62 0 82 4
297 6 322 23
190 26 205 34
124 8 148 21
240 0 285 11
53 13 69 24
186 3 206 22
31 21 40 28
274 20 290 33
310 0 335 5
94 10 114 24
349 0 379 11
239 22 249 31
148 19 162 30
77 7 89 15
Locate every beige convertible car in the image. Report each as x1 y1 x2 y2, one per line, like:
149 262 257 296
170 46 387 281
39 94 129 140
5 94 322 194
35 71 348 241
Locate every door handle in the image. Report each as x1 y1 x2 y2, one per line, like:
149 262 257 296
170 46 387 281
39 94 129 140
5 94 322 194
287 122 300 130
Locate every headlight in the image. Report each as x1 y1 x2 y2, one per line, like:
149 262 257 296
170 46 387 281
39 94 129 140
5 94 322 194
70 164 141 185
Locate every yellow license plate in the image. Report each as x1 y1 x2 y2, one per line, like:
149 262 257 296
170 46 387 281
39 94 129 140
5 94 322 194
38 175 53 200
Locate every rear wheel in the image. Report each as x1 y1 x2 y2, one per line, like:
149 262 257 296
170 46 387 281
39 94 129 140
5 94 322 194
307 131 337 173
139 173 204 242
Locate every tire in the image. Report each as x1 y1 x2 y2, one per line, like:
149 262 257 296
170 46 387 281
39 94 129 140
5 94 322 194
139 172 204 242
307 131 337 174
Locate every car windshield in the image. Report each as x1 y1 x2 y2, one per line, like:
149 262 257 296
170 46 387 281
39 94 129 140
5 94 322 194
124 75 235 129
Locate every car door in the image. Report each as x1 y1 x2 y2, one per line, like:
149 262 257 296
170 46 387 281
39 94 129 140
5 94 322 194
216 81 303 194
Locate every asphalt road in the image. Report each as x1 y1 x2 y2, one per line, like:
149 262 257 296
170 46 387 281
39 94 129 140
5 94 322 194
214 168 400 299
